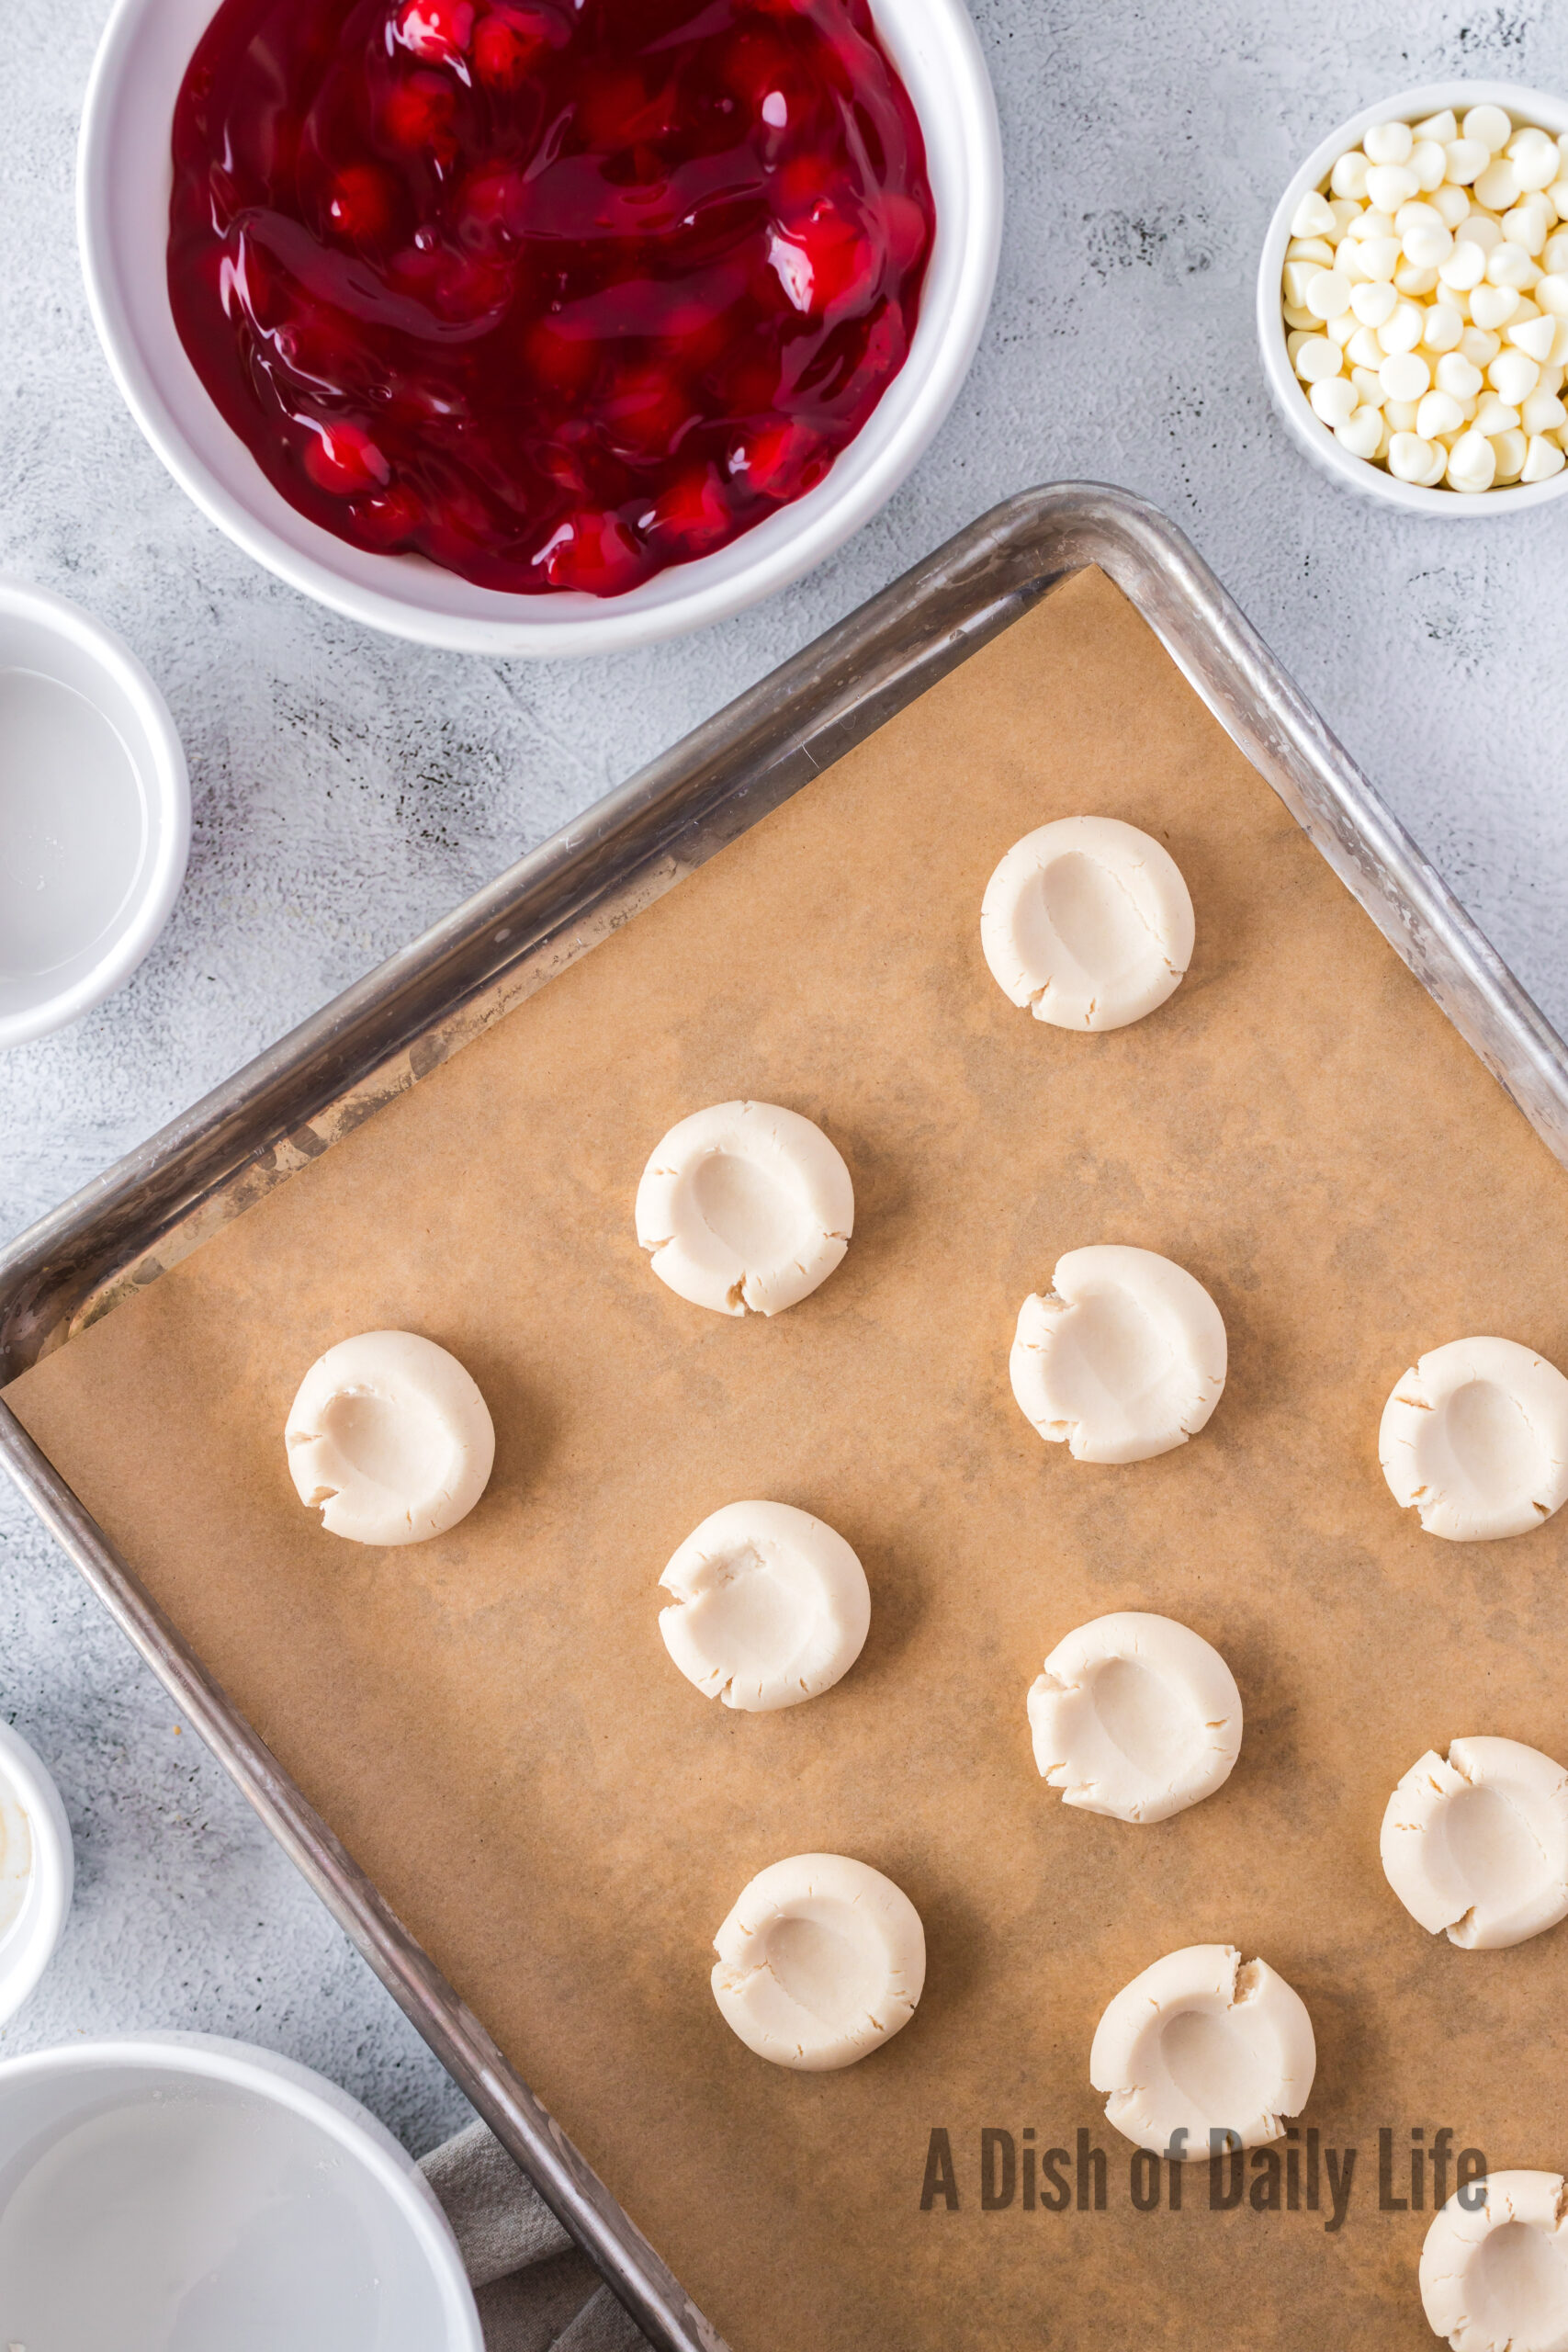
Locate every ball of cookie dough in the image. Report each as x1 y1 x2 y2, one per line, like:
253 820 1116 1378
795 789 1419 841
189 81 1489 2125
980 815 1194 1031
1379 1337 1568 1540
1421 2170 1568 2352
711 1853 925 2071
1382 1736 1568 1951
659 1501 871 1713
1089 1944 1315 2156
635 1101 853 1317
1010 1244 1227 1464
1028 1611 1242 1823
285 1329 494 1546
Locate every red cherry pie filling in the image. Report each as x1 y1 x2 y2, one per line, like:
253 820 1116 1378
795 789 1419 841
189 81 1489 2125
168 0 934 596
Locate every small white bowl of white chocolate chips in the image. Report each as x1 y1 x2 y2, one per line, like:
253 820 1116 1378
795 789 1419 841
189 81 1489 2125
1258 84 1568 508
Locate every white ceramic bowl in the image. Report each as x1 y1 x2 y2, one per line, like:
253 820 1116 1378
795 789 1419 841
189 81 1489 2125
78 0 1001 655
0 578 189 1049
0 1721 73 2025
1257 80 1568 516
0 2032 483 2350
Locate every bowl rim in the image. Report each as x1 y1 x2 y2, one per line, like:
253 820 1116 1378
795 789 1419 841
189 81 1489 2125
0 1721 73 2026
1256 77 1568 516
0 576 190 1050
76 0 1003 654
0 2028 483 2347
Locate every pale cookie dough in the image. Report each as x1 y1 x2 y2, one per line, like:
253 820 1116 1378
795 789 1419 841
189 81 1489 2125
1380 1337 1568 1540
1090 1944 1316 2155
1010 1245 1227 1464
1381 1736 1568 1951
711 1853 925 2071
659 1501 871 1713
286 1330 495 1546
980 815 1194 1031
635 1101 853 1316
1421 2171 1568 2352
1028 1611 1242 1823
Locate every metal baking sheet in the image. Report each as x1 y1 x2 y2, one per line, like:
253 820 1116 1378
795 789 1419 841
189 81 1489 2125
4 485 1566 2352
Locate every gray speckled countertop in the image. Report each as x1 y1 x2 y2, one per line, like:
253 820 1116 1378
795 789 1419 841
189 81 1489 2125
3 0 1567 2162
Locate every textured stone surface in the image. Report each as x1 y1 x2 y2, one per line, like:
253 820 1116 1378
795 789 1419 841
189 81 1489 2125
5 0 1568 2165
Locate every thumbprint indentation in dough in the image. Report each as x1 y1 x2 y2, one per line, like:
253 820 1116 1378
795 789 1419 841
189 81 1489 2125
980 815 1195 1032
317 1387 454 1499
1421 2171 1568 2352
636 1101 853 1317
659 1500 870 1712
1379 1336 1568 1540
710 1853 925 2071
1028 1612 1241 1823
1381 1735 1568 1950
285 1329 495 1547
1159 2007 1268 2124
1010 1245 1226 1464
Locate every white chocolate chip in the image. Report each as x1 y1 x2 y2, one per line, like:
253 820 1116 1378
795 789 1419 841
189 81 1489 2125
1472 389 1521 435
1504 200 1550 254
1410 138 1449 193
1463 104 1514 155
1491 347 1541 403
1458 326 1501 367
1363 119 1414 166
1290 189 1338 239
1422 301 1466 351
1305 267 1352 319
1413 108 1459 144
1378 298 1426 352
1537 272 1568 313
1388 429 1439 481
1523 432 1568 480
1509 125 1562 191
1309 375 1359 425
1471 281 1521 329
1493 426 1528 481
1475 157 1522 211
1443 137 1490 186
1416 388 1466 437
1437 349 1485 398
1446 427 1497 490
1350 278 1399 326
1330 148 1371 199
1510 312 1560 360
1431 182 1472 227
1404 221 1453 268
1366 162 1420 212
1438 238 1487 289
1523 385 1568 432
1347 323 1387 368
1380 349 1430 401
1336 406 1384 457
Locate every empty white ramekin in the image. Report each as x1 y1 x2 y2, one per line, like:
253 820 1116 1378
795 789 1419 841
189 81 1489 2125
1257 81 1568 515
78 0 1002 654
0 2033 482 2349
0 578 189 1049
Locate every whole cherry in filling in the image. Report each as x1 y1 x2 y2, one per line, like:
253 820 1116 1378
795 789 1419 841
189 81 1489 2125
168 0 934 596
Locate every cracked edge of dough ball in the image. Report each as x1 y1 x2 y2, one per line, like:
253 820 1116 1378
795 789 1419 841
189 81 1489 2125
634 1100 853 1316
980 815 1195 1032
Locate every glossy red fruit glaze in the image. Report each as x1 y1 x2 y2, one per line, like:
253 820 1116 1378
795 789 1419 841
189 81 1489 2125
168 0 934 598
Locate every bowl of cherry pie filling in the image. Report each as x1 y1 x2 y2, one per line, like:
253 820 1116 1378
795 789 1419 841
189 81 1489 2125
78 0 1000 652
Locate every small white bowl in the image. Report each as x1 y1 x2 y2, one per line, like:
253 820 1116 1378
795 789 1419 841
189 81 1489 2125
0 1721 73 2025
1257 80 1568 515
0 2032 482 2349
78 0 1002 656
0 578 189 1048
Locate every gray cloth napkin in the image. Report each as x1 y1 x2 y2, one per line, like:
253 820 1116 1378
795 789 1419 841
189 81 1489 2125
421 2120 652 2352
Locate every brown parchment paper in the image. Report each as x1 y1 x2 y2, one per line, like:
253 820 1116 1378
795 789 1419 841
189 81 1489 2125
9 566 1568 2352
